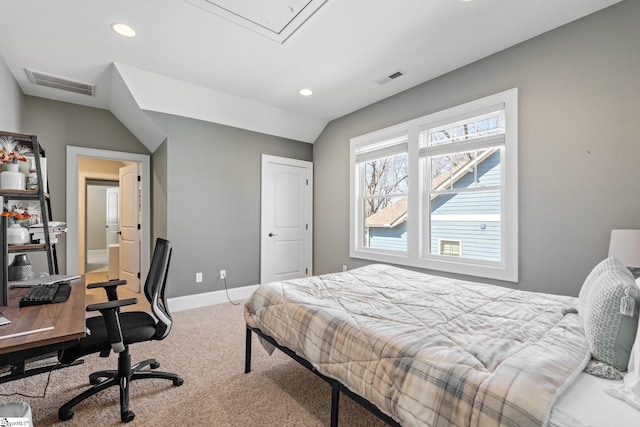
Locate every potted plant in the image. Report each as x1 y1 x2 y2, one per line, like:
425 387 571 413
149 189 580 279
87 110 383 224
1 204 32 245
0 136 29 189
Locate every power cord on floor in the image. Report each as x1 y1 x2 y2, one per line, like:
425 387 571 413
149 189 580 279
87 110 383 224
0 363 55 399
223 276 240 306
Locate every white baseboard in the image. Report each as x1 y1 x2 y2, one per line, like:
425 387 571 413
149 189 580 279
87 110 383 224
167 284 259 312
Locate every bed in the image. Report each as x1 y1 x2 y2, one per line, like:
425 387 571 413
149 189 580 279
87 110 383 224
244 262 640 427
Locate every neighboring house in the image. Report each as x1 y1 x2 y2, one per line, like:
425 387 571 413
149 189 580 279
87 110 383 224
366 149 501 261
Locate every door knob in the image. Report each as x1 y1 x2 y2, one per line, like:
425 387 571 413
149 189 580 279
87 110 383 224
268 233 277 237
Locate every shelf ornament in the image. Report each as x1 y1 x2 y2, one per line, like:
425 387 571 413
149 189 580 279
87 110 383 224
0 136 30 190
1 205 32 245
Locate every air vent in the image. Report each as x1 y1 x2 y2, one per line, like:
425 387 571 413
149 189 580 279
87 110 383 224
375 70 406 85
25 69 95 96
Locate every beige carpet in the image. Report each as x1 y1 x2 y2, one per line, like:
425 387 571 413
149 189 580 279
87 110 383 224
1 301 388 427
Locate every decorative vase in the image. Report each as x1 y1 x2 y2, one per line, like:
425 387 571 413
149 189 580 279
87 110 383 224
8 253 33 281
0 163 26 190
6 222 30 245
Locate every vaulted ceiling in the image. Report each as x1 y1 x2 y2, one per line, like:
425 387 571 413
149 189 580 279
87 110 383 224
0 0 622 150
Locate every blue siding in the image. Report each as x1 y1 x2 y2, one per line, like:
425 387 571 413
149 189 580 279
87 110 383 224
430 221 500 261
431 190 500 215
368 222 407 251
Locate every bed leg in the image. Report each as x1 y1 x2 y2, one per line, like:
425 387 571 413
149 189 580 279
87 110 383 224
330 382 340 427
244 327 252 374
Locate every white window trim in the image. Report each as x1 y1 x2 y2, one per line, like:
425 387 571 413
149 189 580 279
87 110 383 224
350 88 518 282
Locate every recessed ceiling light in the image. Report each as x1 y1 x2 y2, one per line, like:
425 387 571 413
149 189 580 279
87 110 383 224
299 88 313 96
111 23 136 38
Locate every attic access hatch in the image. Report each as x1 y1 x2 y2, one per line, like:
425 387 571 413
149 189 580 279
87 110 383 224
185 0 327 43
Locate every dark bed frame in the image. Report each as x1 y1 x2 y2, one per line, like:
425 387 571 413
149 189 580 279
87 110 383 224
245 325 401 427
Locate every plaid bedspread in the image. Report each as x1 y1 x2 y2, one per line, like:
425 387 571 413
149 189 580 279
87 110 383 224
244 264 590 427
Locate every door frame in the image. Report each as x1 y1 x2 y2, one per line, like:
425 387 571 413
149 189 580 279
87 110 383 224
260 154 313 284
66 146 151 285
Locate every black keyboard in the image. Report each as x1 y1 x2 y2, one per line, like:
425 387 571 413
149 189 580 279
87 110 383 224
19 283 59 307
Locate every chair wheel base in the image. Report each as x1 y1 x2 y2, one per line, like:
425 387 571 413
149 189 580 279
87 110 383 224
173 377 184 386
59 410 74 421
121 410 135 423
150 361 160 369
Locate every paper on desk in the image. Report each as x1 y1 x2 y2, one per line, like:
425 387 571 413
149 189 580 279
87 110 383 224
10 274 80 287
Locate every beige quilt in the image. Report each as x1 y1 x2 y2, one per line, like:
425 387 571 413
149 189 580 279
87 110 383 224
245 264 590 427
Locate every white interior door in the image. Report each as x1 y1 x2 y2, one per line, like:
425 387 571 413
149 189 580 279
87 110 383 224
119 163 141 292
106 187 119 245
260 155 313 284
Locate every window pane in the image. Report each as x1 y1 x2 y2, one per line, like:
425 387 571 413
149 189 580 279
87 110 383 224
364 152 408 197
363 196 407 252
429 190 501 261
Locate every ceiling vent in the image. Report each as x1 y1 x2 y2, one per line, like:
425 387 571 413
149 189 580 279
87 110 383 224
375 70 406 85
25 69 95 96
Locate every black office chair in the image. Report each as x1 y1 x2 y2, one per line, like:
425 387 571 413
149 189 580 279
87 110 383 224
58 238 183 423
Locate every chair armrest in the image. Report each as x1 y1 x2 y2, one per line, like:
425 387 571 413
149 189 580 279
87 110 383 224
86 297 138 312
87 279 127 289
87 279 128 301
86 298 137 353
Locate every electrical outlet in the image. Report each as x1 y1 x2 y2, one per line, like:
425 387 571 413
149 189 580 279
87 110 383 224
342 265 348 272
220 269 226 279
195 272 203 283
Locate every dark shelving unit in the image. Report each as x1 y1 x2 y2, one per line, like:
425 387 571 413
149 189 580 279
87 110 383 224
0 131 58 305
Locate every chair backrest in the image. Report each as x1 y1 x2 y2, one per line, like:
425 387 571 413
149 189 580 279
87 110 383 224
144 238 173 339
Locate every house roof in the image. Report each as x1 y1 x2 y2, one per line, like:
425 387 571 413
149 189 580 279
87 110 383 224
366 197 407 228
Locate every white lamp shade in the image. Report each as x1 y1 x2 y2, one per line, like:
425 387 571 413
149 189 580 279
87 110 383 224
608 229 640 268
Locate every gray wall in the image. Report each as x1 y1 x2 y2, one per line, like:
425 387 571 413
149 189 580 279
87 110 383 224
313 0 640 297
149 112 313 298
0 56 22 132
21 97 150 272
152 139 168 243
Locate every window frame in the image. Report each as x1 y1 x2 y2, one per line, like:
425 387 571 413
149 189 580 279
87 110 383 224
350 88 518 282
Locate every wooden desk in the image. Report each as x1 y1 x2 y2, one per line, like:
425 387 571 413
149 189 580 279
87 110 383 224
0 278 86 381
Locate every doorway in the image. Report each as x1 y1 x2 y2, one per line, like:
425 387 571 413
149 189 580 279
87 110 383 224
85 179 118 275
66 147 151 290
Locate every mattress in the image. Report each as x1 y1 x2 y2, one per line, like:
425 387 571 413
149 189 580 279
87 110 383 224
245 264 593 427
549 372 640 427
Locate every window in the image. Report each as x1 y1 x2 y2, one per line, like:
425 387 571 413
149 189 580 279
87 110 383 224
439 239 461 256
350 89 518 281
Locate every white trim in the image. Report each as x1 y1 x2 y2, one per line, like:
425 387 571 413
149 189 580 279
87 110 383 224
66 147 151 285
167 284 259 312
